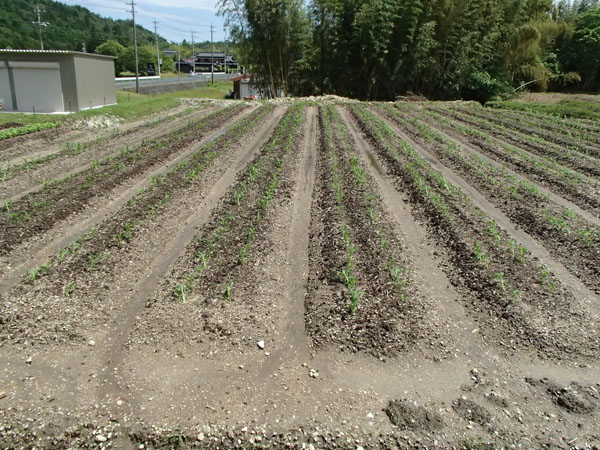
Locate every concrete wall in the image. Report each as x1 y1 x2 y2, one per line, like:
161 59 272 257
121 78 210 95
57 55 78 112
72 54 116 110
0 52 115 112
240 80 261 99
0 61 14 110
10 61 63 112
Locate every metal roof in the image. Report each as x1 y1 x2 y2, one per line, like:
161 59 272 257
0 49 116 59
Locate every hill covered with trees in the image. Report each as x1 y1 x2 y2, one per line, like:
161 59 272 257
220 0 600 101
0 0 168 53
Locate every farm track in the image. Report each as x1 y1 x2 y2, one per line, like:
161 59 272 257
431 105 600 180
374 105 600 297
2 100 600 449
403 105 600 222
0 105 216 200
0 104 251 258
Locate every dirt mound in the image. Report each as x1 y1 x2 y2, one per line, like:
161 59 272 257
452 398 492 425
526 377 598 414
384 399 444 431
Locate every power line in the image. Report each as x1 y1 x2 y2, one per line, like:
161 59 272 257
191 29 200 73
153 19 161 76
63 0 126 12
126 0 140 93
210 23 214 85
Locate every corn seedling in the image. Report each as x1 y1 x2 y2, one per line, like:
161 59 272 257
473 240 489 268
65 281 77 297
87 252 107 271
493 272 506 292
349 287 363 314
223 281 233 300
172 284 187 303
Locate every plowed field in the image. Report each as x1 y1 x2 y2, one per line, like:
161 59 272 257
1 99 599 449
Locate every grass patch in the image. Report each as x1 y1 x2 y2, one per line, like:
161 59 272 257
487 98 600 121
173 80 233 100
0 79 234 128
78 91 179 122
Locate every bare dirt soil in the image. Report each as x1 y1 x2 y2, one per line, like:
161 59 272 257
1 99 599 449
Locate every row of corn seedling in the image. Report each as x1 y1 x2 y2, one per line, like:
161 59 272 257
326 105 411 304
1 106 202 182
17 104 275 294
351 104 577 314
0 104 247 256
450 104 600 155
379 104 600 293
430 105 600 179
168 103 305 303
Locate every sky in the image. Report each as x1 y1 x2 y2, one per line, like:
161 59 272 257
59 0 228 43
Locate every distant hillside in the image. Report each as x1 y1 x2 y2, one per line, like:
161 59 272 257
0 0 169 52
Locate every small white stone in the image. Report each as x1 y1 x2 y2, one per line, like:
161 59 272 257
25 357 32 364
366 412 374 419
116 399 123 406
197 433 205 441
95 435 107 442
88 340 96 346
257 340 265 349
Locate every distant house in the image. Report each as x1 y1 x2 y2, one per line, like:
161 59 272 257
176 59 193 73
193 52 238 71
232 74 261 99
0 49 116 113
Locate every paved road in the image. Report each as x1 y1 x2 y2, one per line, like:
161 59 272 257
115 72 239 89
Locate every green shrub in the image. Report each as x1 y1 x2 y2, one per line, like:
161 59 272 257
462 72 511 104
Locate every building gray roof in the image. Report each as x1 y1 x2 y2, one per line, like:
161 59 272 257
0 49 116 59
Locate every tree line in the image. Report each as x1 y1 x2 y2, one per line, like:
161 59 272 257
0 0 165 53
219 0 600 101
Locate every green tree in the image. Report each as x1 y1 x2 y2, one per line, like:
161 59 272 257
219 0 310 97
117 46 155 76
95 39 124 75
560 7 600 89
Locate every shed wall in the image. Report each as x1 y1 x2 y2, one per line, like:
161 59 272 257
11 61 63 112
73 55 116 109
0 62 14 110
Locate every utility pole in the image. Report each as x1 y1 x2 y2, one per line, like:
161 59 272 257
153 19 161 77
127 0 140 93
210 23 215 85
33 3 48 50
191 30 196 74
